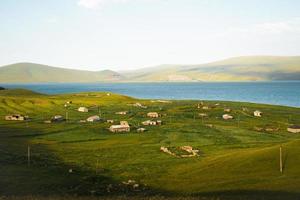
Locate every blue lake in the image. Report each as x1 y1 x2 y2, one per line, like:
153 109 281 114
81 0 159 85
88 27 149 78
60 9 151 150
2 82 300 107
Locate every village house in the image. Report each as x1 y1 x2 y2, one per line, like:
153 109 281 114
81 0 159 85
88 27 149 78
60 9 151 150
142 120 156 126
107 119 114 123
142 120 162 126
223 114 234 120
197 103 203 109
64 101 73 107
109 121 130 133
287 125 300 133
5 114 29 121
147 112 159 118
254 110 262 117
78 107 89 112
87 115 101 122
202 106 210 110
115 111 128 115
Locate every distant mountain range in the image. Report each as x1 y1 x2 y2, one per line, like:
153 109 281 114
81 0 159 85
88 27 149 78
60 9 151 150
0 63 122 83
1 56 300 83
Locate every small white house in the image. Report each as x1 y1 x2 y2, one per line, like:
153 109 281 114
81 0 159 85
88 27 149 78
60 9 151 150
78 107 89 112
142 120 162 126
202 106 210 110
287 125 300 133
147 112 159 118
107 119 114 123
87 115 100 122
254 110 262 117
109 121 130 133
5 114 29 121
223 114 233 120
142 120 157 126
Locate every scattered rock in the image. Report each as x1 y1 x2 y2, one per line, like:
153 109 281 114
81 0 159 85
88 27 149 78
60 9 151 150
160 146 200 158
223 114 234 120
160 146 177 156
224 108 231 112
205 124 213 128
199 113 208 117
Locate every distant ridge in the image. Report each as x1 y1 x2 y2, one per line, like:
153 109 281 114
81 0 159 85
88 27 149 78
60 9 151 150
0 63 122 83
1 56 300 83
122 56 300 82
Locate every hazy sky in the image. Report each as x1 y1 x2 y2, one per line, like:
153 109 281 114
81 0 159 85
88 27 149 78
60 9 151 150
1 0 300 71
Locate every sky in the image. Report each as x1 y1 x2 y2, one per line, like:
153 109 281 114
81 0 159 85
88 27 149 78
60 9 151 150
1 0 300 71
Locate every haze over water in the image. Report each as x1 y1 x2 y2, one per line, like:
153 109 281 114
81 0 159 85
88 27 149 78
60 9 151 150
3 82 300 107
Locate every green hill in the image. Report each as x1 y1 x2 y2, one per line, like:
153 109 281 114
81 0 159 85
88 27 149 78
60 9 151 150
1 89 300 199
0 88 44 96
1 56 300 83
123 56 300 82
0 63 123 83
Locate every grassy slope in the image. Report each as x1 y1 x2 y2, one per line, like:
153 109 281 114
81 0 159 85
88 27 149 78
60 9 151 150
0 63 122 83
123 56 300 82
1 89 300 199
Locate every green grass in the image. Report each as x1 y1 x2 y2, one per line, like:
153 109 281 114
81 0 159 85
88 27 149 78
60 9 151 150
1 89 300 199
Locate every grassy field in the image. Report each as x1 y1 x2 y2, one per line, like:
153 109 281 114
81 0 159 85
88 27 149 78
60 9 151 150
1 89 300 200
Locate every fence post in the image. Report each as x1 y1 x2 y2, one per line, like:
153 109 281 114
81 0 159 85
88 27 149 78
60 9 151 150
280 146 283 174
27 146 31 166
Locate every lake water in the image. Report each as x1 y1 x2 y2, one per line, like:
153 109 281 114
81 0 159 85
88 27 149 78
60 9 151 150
2 82 300 107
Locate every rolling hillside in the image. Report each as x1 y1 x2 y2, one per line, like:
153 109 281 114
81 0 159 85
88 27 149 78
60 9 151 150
123 56 300 82
1 89 300 199
0 63 123 83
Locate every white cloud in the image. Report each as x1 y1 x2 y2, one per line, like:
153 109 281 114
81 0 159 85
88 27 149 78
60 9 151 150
77 0 160 9
45 16 58 24
224 18 300 36
77 0 130 9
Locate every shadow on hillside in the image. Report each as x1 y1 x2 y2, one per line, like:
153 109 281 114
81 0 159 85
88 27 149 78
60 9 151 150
0 125 164 197
1 126 300 200
1 190 300 200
